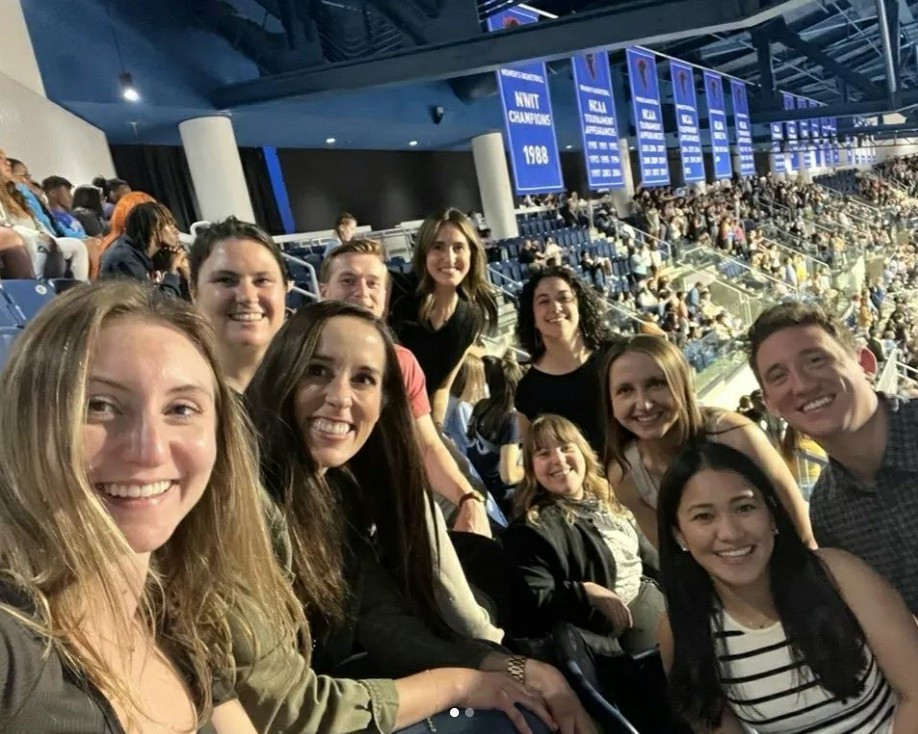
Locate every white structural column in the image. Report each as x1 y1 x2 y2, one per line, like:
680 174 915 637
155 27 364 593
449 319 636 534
0 0 45 97
179 116 255 223
608 137 636 218
472 132 519 240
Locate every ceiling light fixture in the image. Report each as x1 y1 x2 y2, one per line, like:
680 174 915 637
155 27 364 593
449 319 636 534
120 72 140 102
565 144 573 150
326 137 336 144
409 140 419 146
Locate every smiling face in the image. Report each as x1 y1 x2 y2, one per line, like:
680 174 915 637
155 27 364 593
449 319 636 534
293 316 386 471
531 437 587 500
425 223 471 289
533 276 580 342
674 467 775 591
320 252 388 320
83 318 217 555
193 238 287 354
608 350 679 440
755 324 877 439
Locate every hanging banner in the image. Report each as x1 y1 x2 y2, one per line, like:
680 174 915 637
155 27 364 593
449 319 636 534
770 122 786 174
808 100 824 167
820 116 831 168
703 70 731 179
626 48 670 187
783 93 799 171
572 52 624 190
831 118 840 165
669 60 704 183
797 97 813 170
486 8 563 194
730 78 755 176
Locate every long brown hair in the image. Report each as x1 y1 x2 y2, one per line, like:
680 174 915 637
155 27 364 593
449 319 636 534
514 414 621 523
246 301 449 634
600 335 705 474
412 208 498 333
0 281 304 727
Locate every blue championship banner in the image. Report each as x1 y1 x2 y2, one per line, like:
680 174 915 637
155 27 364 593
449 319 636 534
626 48 670 187
703 70 731 179
783 93 799 170
809 100 823 167
487 8 563 193
730 78 755 176
797 96 813 170
771 121 786 174
670 60 704 182
573 52 625 190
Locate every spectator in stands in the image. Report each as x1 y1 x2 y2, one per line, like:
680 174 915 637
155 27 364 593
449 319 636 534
244 301 593 734
515 266 615 453
627 244 649 287
686 281 702 313
0 226 34 279
658 440 915 732
2 154 89 280
99 191 155 258
43 176 105 273
70 185 109 237
507 414 663 653
445 353 486 458
467 353 525 512
319 238 495 538
92 176 131 218
188 217 288 393
99 201 187 298
749 302 918 615
332 211 357 247
389 208 498 426
0 281 302 731
601 335 813 549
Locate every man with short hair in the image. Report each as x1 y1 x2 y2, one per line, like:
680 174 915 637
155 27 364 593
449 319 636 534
748 301 918 614
42 176 87 239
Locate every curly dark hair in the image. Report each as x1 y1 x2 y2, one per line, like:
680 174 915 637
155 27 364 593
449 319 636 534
516 266 614 358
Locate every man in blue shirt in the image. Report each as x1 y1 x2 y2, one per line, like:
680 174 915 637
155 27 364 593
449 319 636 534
42 176 87 239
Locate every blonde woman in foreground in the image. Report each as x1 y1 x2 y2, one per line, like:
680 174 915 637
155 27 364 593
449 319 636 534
0 281 303 732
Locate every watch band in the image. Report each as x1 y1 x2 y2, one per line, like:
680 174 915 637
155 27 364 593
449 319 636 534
458 491 484 508
506 655 527 685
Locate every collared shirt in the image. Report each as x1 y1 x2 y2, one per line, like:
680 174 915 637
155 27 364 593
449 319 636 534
810 394 918 615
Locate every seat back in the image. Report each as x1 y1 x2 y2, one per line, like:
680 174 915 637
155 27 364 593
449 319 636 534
0 326 21 370
0 280 55 324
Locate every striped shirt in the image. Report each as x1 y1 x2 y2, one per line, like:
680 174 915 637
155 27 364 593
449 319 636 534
715 611 896 733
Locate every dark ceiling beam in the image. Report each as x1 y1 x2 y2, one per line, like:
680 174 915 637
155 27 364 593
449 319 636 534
878 0 900 93
752 90 918 122
753 28 776 97
768 19 887 97
214 0 814 107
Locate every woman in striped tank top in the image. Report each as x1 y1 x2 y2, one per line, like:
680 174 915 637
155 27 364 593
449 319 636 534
655 441 918 733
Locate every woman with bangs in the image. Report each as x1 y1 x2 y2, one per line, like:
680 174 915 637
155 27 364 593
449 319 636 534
505 415 663 657
0 281 303 732
657 441 917 733
241 301 596 734
601 335 813 549
388 208 498 427
514 267 616 453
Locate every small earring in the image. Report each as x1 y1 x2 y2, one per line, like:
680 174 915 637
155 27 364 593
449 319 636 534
773 527 779 536
680 546 688 552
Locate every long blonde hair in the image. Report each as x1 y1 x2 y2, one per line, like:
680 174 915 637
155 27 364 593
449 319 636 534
515 414 622 523
601 335 705 474
0 281 304 726
412 208 498 333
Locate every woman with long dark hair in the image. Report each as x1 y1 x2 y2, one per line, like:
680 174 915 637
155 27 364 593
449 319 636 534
657 441 918 733
601 335 812 548
242 301 595 734
515 266 615 452
388 208 498 426
71 185 110 238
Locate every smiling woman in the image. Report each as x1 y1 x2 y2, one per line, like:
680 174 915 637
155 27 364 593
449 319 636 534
656 441 916 734
0 281 303 732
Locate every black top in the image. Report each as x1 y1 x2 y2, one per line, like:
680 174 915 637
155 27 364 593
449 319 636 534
514 351 605 453
388 272 482 396
99 235 182 299
72 208 109 238
0 585 225 733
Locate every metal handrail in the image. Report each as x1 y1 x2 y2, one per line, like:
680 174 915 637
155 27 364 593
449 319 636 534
281 253 320 297
681 244 795 296
290 284 317 303
759 235 831 269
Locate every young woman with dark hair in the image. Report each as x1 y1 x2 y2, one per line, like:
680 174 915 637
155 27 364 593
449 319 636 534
388 208 499 426
466 352 525 509
601 335 813 549
242 301 595 734
657 440 918 733
71 185 109 238
514 266 615 452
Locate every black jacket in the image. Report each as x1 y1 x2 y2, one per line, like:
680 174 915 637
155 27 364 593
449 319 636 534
99 235 182 298
503 502 658 641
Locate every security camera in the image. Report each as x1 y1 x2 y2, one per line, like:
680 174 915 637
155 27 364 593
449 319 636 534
430 105 445 125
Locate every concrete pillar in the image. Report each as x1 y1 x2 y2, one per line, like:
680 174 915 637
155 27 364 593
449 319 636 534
471 132 518 240
179 116 255 223
608 137 636 218
0 0 45 97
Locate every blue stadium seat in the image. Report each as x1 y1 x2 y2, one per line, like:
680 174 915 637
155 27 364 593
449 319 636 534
0 280 55 324
0 326 21 370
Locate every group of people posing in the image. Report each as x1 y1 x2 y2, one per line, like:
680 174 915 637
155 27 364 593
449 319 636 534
0 205 916 734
